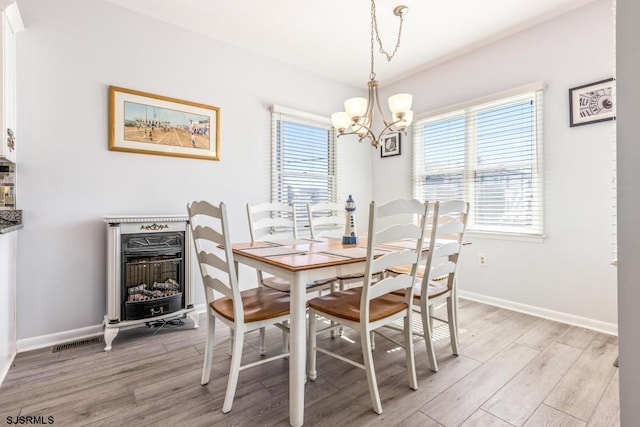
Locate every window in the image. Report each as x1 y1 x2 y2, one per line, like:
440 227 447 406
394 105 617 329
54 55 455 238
413 82 544 236
271 105 338 223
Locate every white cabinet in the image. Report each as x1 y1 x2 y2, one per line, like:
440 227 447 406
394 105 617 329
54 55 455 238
0 2 22 163
0 230 17 385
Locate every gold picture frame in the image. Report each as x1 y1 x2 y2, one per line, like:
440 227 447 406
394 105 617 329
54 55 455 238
109 86 220 160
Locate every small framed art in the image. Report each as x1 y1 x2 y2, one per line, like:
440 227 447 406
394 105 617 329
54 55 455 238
380 134 401 158
109 86 220 160
569 78 615 127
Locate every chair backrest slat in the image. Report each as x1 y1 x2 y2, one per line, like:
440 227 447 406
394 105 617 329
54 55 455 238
432 241 461 259
192 224 225 246
307 202 346 239
435 220 464 238
247 202 298 241
371 248 421 275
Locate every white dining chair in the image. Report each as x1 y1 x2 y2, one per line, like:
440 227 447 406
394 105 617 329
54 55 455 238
307 201 385 338
187 200 291 414
246 201 336 294
307 202 346 240
307 198 428 414
388 199 469 372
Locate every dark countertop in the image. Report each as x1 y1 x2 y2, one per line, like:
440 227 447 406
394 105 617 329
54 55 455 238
0 210 22 234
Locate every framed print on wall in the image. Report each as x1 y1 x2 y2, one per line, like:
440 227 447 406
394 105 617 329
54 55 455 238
569 78 615 127
380 133 401 158
109 86 220 160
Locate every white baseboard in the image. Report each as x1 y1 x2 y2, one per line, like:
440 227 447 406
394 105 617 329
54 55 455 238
17 324 105 353
17 304 208 353
0 351 16 386
459 290 618 336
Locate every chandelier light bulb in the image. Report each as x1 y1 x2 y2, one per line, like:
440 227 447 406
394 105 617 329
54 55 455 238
344 97 368 119
331 112 351 132
388 93 413 115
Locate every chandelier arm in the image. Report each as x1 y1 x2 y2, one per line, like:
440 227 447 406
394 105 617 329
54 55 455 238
335 127 378 147
371 82 393 127
375 119 408 143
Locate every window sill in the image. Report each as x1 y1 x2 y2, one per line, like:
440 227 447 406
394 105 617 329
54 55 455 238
465 229 545 243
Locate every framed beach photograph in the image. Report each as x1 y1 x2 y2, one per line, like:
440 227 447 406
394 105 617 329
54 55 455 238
109 86 220 160
380 134 401 158
569 78 615 127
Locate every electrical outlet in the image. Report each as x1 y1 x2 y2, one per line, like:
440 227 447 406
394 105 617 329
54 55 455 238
478 253 487 267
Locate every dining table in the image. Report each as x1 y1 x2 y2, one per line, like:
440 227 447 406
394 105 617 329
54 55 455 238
232 237 381 426
231 236 448 426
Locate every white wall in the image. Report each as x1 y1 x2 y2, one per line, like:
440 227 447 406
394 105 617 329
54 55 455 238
375 0 617 328
616 0 640 422
14 0 372 340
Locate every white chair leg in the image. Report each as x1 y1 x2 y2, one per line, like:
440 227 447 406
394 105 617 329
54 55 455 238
447 295 459 355
201 314 216 385
337 281 345 336
308 310 318 381
370 330 376 351
282 320 290 353
330 283 337 338
228 326 234 356
428 303 435 331
421 301 438 372
222 326 245 414
404 312 418 391
361 326 382 414
259 327 266 355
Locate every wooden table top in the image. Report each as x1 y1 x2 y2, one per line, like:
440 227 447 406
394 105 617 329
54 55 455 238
232 238 369 272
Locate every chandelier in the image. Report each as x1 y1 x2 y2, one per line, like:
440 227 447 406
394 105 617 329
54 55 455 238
331 0 413 149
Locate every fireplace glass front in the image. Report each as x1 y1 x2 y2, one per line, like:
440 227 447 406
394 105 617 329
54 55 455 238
121 231 185 320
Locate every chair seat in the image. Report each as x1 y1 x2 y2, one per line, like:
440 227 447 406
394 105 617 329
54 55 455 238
211 287 290 323
308 288 408 323
391 280 450 300
262 276 337 293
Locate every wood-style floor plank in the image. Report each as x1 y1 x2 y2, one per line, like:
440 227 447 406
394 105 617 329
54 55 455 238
544 334 618 421
585 368 620 426
461 409 513 426
482 341 582 425
524 403 587 427
421 343 539 426
515 319 571 351
0 299 619 427
396 411 442 426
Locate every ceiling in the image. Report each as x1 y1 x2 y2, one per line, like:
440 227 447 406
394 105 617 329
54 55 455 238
103 0 596 88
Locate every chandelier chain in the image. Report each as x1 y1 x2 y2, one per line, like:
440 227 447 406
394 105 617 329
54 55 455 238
369 0 405 79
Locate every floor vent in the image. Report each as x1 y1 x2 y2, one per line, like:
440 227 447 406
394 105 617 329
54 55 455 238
52 336 104 352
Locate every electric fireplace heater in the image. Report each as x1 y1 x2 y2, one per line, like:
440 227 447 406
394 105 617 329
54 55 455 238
103 215 199 350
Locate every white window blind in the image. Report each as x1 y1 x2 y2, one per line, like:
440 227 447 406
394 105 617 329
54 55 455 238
271 105 338 223
413 83 544 236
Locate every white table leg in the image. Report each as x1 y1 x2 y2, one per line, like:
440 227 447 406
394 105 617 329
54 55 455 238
289 273 306 427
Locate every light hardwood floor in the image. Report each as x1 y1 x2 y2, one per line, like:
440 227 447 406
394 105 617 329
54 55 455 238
0 299 619 426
